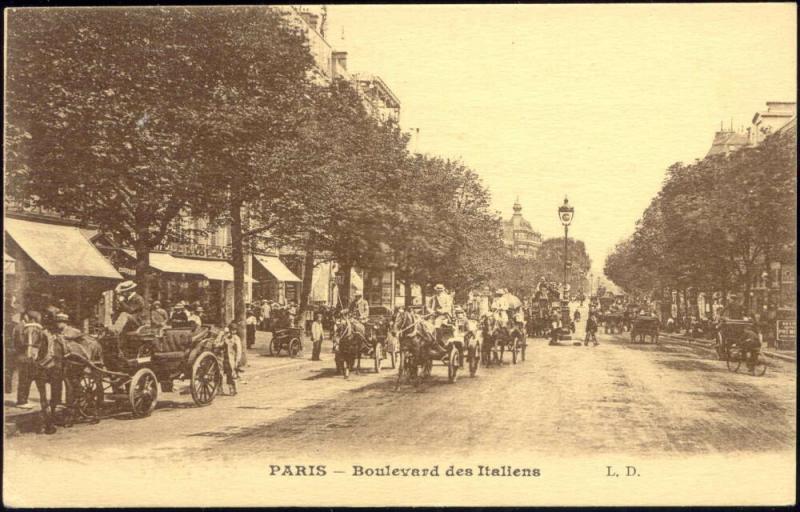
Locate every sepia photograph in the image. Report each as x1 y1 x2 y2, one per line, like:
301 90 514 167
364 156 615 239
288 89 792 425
3 2 797 507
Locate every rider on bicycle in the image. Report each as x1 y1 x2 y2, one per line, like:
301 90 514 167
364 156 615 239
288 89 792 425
719 293 761 372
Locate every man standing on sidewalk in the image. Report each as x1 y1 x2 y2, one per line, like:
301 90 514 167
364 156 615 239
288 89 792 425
311 313 324 361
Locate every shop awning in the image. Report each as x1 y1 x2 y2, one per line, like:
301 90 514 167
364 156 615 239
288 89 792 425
5 218 122 279
253 255 301 282
125 250 254 282
4 252 16 274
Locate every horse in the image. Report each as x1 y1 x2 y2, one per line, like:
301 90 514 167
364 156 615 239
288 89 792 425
22 320 103 434
332 317 365 379
392 310 435 387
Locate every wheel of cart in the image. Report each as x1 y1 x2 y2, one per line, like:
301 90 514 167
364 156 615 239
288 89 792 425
464 332 480 377
189 351 223 406
357 325 385 374
446 340 463 383
630 316 660 344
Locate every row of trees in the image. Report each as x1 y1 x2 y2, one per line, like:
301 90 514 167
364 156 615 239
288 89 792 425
6 6 596 339
604 122 796 310
4 8 503 330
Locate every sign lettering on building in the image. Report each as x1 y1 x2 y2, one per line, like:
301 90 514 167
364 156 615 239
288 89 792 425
776 319 795 342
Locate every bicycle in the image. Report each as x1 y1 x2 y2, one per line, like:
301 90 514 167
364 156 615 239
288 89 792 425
725 343 767 376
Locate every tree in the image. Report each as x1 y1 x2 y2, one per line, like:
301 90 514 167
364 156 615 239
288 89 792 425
4 8 234 303
173 7 318 347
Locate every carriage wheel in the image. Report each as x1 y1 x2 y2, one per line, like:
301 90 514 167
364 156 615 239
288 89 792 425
726 348 742 373
129 368 159 418
447 346 459 383
66 371 102 422
269 337 279 356
374 343 383 373
190 352 221 406
288 338 302 358
468 345 479 377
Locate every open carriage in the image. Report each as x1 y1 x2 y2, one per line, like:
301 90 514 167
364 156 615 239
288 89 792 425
65 324 224 421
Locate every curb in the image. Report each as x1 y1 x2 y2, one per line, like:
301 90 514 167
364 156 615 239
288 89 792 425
661 334 796 363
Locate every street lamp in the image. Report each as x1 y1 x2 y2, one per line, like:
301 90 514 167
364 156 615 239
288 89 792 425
558 196 574 340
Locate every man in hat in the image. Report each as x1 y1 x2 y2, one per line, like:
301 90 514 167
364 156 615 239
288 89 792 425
351 294 370 323
170 301 189 324
720 293 745 321
111 280 146 335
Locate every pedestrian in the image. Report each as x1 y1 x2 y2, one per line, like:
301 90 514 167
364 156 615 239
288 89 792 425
584 313 599 346
13 310 40 409
549 308 561 346
287 301 298 326
311 312 324 361
216 322 243 396
150 300 169 332
245 306 257 349
260 299 271 331
170 301 189 324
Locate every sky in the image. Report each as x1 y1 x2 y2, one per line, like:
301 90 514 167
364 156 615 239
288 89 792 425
322 3 796 277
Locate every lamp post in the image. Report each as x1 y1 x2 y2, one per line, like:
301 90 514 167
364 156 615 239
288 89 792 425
558 196 574 340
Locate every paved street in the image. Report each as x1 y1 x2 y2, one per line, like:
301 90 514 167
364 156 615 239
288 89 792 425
5 313 795 463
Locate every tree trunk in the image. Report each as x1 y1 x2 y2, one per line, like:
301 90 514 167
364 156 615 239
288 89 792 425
404 279 413 307
339 262 352 309
134 239 151 311
230 195 247 366
299 237 316 317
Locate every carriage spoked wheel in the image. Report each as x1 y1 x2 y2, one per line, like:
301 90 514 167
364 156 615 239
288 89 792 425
447 346 460 383
288 338 302 358
726 347 742 372
269 337 279 356
65 371 102 423
715 333 726 360
129 368 159 418
190 352 222 407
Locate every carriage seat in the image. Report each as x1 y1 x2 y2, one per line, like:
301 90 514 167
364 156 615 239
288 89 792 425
158 327 195 355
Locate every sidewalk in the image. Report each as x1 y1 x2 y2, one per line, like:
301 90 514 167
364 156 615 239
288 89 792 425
4 329 325 424
660 332 796 362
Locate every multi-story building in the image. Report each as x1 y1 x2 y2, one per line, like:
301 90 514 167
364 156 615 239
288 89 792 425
502 199 542 259
706 101 796 157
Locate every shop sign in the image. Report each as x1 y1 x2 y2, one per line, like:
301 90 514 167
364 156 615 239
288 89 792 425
776 319 795 343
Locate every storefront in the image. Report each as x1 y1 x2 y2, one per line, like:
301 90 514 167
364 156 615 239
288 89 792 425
4 216 123 329
251 254 302 305
121 250 253 326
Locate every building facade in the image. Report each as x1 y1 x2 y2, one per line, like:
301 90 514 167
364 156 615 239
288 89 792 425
502 199 542 259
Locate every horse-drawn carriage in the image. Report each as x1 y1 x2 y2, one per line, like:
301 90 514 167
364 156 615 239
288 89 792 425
66 324 224 421
360 306 400 372
269 327 304 357
630 315 660 344
602 312 625 334
481 312 526 366
393 310 481 389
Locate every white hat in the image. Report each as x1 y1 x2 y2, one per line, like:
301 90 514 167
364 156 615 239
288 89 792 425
55 312 69 321
116 280 137 294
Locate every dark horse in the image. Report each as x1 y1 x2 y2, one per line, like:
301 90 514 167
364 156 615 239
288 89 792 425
332 318 365 379
23 319 103 434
